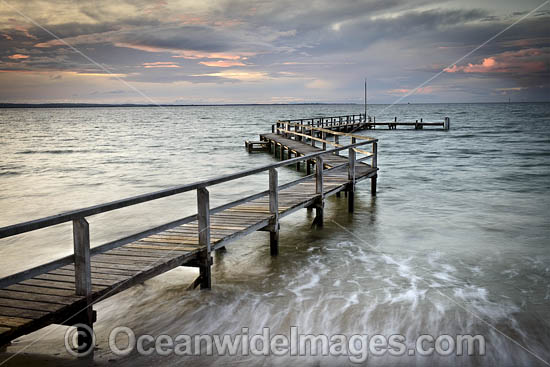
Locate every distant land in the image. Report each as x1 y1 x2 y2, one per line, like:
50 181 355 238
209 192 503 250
0 102 359 108
0 101 547 108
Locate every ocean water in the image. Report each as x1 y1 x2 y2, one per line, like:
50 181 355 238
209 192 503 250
0 103 549 366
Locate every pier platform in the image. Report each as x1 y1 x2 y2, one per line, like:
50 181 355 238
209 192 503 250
0 121 378 353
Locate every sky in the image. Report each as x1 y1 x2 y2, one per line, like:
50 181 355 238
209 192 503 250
0 0 549 104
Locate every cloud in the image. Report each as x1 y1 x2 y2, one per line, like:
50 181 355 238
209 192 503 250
388 86 436 95
444 48 549 74
8 53 29 59
193 69 269 81
0 0 549 102
306 79 331 89
199 60 246 67
143 61 180 68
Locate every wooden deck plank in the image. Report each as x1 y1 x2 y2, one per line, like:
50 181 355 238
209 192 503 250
4 285 84 299
63 264 139 277
48 269 131 281
124 243 199 252
0 306 48 319
0 316 31 328
0 297 67 312
21 279 105 292
35 274 121 287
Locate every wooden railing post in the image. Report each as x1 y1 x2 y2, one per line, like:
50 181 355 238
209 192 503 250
73 217 94 356
371 141 378 197
316 156 324 195
334 135 339 155
348 138 356 213
322 132 327 150
314 156 324 227
197 187 211 289
268 168 279 255
73 218 91 296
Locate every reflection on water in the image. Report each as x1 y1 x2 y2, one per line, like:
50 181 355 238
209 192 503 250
0 103 549 366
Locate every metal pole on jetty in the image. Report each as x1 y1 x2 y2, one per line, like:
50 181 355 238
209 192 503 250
364 78 367 122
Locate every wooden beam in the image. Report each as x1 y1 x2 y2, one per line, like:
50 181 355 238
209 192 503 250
348 138 356 213
197 187 211 289
268 168 279 256
314 156 324 227
72 218 91 297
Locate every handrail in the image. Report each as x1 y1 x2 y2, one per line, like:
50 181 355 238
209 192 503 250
278 113 365 123
284 122 375 141
0 139 376 239
0 159 360 289
276 127 373 156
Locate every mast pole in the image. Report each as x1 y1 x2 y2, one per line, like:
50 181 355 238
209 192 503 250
364 78 367 121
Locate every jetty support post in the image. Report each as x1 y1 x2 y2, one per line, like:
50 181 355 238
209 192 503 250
72 217 95 356
371 141 378 196
197 187 212 289
268 168 279 255
444 117 450 130
313 156 324 227
348 138 356 213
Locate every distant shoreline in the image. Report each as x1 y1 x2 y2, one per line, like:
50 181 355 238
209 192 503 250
0 103 356 108
0 101 547 108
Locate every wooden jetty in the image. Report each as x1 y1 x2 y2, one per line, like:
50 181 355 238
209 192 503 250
274 114 450 132
0 124 378 354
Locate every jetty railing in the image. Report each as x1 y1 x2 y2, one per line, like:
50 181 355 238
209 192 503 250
275 121 377 164
0 138 377 293
274 114 367 131
273 114 449 130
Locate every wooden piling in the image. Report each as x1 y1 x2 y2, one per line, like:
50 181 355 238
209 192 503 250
348 138 356 212
314 156 324 227
197 187 211 289
72 218 94 355
268 168 279 255
371 141 378 196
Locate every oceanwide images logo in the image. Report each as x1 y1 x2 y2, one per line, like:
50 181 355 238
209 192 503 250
65 325 486 361
64 323 96 357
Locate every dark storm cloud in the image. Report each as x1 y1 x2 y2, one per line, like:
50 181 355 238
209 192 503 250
119 25 248 52
286 8 490 56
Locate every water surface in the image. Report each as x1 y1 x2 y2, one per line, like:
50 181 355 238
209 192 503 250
0 103 549 366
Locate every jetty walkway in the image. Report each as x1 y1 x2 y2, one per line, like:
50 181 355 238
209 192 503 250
0 117 378 354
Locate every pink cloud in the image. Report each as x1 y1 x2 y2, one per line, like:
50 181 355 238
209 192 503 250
199 60 246 67
143 61 180 68
388 86 435 95
172 52 249 60
444 48 548 74
35 40 64 48
12 25 36 40
8 54 29 60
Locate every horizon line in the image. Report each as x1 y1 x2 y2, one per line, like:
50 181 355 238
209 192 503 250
0 101 549 108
